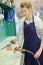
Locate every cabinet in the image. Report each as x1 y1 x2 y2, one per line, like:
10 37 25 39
0 2 16 42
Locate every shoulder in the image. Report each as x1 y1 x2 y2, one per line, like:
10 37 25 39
20 17 25 23
34 16 43 29
19 17 25 27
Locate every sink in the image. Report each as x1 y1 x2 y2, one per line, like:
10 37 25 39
0 50 22 65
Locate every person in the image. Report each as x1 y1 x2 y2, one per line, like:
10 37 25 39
14 1 43 65
15 1 43 65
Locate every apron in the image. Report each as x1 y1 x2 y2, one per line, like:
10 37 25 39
23 16 43 65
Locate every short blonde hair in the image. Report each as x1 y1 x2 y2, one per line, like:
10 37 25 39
20 2 32 9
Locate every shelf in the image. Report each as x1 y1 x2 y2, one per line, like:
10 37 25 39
0 2 13 11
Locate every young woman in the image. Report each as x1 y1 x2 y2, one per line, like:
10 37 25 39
14 1 43 65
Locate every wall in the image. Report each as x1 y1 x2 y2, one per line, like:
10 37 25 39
0 20 7 42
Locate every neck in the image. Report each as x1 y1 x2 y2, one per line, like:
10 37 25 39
27 14 33 22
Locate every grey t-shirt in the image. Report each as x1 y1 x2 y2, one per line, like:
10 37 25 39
17 16 43 46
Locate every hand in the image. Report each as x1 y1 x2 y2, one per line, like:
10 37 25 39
14 46 21 51
14 37 18 43
11 36 18 44
34 46 42 59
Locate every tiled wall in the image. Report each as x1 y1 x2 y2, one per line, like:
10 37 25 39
0 20 7 42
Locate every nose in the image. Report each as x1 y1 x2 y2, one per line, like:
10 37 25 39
23 12 26 16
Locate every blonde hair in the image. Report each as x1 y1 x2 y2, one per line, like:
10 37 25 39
18 11 24 19
20 2 32 9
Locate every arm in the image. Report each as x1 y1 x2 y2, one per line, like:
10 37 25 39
13 18 24 46
35 16 43 46
17 18 25 47
34 16 43 58
34 45 43 59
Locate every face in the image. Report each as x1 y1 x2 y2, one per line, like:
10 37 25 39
21 7 32 18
